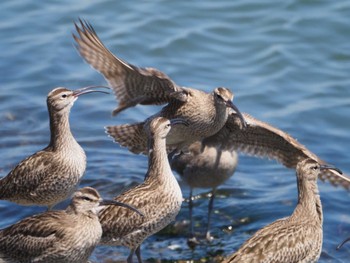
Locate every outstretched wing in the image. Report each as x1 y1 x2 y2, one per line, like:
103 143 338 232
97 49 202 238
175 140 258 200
204 112 350 189
73 19 182 115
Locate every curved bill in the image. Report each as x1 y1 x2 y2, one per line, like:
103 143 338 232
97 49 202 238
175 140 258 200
320 164 343 175
100 199 144 217
73 85 111 97
337 236 350 250
170 118 189 126
226 100 247 128
225 100 247 128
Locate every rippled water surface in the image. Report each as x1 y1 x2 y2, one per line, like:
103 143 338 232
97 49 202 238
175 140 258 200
1 0 350 262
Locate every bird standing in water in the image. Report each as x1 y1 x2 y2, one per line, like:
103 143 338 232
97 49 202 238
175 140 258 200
99 117 187 263
171 141 238 244
0 187 141 263
0 86 109 209
223 158 341 263
73 20 349 189
74 20 246 156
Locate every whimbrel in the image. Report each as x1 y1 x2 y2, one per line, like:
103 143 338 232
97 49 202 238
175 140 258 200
98 117 187 263
73 20 246 155
0 86 109 209
0 187 141 263
171 141 238 244
223 159 341 263
73 20 350 189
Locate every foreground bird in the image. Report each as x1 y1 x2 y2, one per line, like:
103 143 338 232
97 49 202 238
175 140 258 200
0 187 142 263
171 141 238 244
74 20 246 155
0 86 109 209
223 158 341 263
98 117 187 263
73 20 350 189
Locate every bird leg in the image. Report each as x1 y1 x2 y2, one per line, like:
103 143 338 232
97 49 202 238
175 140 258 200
187 188 200 249
135 246 143 263
127 249 134 263
206 188 217 241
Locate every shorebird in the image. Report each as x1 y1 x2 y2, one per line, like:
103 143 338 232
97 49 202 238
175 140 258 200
0 187 142 263
98 117 187 263
73 20 350 189
171 141 238 244
0 86 109 210
223 158 342 263
73 20 246 155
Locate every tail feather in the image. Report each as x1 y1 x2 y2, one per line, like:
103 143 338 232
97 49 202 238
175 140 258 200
105 122 148 154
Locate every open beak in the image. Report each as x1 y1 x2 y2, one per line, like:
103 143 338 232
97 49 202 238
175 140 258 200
225 100 247 128
73 85 110 97
320 164 343 175
170 118 189 126
99 199 144 217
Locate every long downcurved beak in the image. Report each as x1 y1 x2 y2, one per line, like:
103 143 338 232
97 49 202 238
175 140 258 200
320 164 343 175
337 236 350 250
99 199 144 217
73 85 110 97
225 100 247 128
170 118 189 126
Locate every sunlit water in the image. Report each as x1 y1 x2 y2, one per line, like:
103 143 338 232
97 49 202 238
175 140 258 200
1 0 350 262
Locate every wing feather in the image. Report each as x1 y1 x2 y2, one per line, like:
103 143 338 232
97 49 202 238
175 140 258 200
73 19 182 115
204 112 350 188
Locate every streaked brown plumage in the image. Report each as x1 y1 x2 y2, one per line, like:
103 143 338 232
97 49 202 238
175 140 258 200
171 141 238 242
202 112 350 188
0 86 109 210
224 159 341 263
73 20 246 155
98 117 185 263
0 187 141 263
73 20 349 189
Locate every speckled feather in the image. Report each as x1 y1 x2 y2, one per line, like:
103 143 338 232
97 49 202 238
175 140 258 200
203 112 350 189
0 88 87 208
0 187 106 263
74 21 240 153
171 141 238 189
224 159 325 263
0 149 83 206
73 20 179 115
104 87 234 154
73 20 349 189
99 117 183 260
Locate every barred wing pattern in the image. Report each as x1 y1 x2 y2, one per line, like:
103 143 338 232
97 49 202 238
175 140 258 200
73 20 181 115
204 112 350 188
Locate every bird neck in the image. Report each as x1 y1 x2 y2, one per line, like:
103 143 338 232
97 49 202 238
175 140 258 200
66 203 96 219
145 136 172 184
213 100 229 124
48 108 76 150
292 177 322 225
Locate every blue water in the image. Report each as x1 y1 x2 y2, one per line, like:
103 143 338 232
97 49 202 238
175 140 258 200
1 0 350 262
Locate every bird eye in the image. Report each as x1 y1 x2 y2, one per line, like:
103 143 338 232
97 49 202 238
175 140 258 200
215 93 223 100
311 165 318 170
82 196 92 202
61 94 67 98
